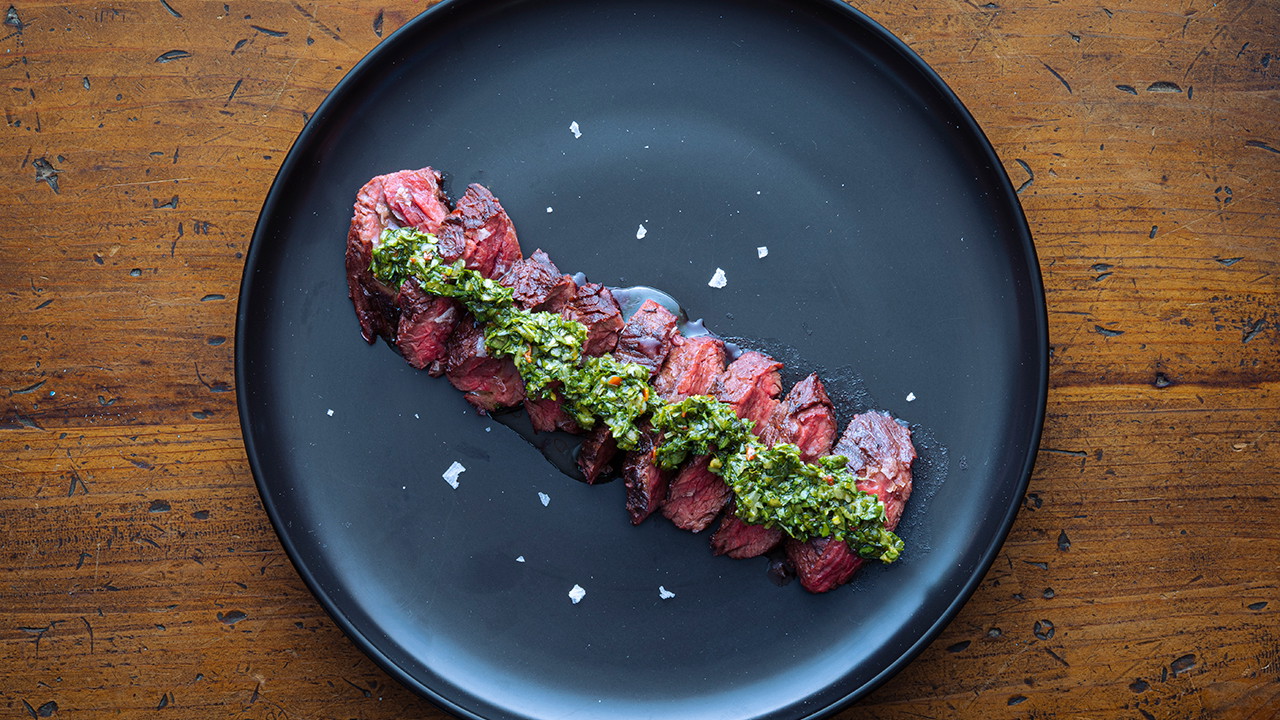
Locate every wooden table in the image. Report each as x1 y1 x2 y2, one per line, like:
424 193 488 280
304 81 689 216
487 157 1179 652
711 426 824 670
3 0 1276 717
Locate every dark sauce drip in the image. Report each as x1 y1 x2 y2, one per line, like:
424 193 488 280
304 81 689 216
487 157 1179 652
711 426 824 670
488 408 591 483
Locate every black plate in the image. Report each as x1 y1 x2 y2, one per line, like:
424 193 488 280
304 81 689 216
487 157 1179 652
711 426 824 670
236 0 1047 718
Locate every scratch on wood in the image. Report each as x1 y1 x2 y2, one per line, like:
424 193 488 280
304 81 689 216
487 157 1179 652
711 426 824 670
11 379 46 395
158 0 182 18
155 49 192 63
1094 324 1124 337
32 157 59 193
373 9 384 36
1146 81 1183 93
1040 61 1072 93
1245 140 1280 155
1242 319 1266 343
1040 448 1088 457
251 24 287 37
1115 84 1137 95
1014 158 1033 194
225 78 243 105
291 2 341 40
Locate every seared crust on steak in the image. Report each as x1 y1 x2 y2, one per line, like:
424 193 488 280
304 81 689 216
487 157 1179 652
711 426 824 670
561 283 624 357
653 335 726 401
444 319 526 413
614 300 680 376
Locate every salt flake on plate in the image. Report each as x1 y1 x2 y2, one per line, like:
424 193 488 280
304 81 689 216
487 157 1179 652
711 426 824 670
538 491 550 507
569 121 582 139
636 223 647 240
906 392 917 402
441 461 465 489
516 555 526 563
658 586 676 600
568 584 586 604
708 268 727 288
757 246 768 258
326 409 334 416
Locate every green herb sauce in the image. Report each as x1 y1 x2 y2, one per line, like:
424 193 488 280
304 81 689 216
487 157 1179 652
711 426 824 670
370 227 902 562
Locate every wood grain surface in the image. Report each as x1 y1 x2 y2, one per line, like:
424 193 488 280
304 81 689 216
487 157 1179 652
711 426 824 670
1 0 1277 718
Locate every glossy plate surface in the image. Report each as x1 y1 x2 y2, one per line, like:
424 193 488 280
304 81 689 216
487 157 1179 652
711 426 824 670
237 1 1047 718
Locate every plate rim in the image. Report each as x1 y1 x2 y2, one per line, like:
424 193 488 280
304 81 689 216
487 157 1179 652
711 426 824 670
234 0 1049 717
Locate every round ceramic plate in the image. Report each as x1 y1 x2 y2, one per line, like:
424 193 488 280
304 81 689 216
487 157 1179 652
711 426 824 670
236 0 1047 718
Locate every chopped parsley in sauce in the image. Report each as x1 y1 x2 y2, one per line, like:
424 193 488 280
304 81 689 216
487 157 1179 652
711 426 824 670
370 227 901 562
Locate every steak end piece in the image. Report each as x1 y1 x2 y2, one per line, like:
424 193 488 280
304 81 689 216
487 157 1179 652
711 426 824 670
345 167 450 344
577 425 618 484
710 502 784 558
443 319 526 413
836 411 916 531
499 249 576 312
614 299 680 376
562 283 624 356
525 383 582 434
785 536 865 594
661 456 731 532
653 335 726 401
395 280 462 375
623 426 668 524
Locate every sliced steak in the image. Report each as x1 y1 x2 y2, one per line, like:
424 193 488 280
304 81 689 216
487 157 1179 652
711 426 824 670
664 351 782 532
623 424 669 524
525 383 582 434
435 183 523 278
561 283 624 356
443 318 526 413
713 374 835 559
786 411 916 592
346 167 450 343
653 335 726 401
760 374 837 462
395 280 462 375
614 300 680 376
660 456 729 532
499 249 577 312
576 425 618 484
835 411 916 531
785 536 863 594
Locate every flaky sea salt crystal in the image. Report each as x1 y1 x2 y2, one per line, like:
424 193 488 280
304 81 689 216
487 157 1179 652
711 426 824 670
708 268 727 288
516 555 526 563
569 584 586 604
442 461 465 489
546 206 553 213
906 392 917 402
326 409 334 416
538 492 550 507
636 224 647 240
757 246 768 258
658 586 676 600
569 121 582 139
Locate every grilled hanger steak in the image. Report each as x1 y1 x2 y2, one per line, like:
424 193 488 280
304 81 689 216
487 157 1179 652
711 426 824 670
345 166 916 593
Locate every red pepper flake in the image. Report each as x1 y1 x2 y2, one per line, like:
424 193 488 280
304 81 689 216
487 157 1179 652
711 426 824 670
824 475 836 485
607 376 622 386
745 446 757 461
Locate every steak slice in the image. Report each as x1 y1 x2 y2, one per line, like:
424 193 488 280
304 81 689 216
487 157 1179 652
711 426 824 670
576 425 618 484
760 374 837 462
653 335 726 401
664 351 782 532
499 249 576 312
525 382 582 434
623 424 669 524
835 411 916 531
395 280 462 375
786 411 916 593
660 456 727 532
713 374 834 559
346 167 450 344
561 283 624 356
443 318 526 413
785 537 863 594
614 300 680 376
436 183 523 278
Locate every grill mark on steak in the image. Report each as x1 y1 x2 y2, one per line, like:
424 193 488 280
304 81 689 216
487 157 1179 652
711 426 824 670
786 410 915 592
345 168 450 343
712 374 834 559
653 335 727 401
443 317 526 413
663 351 782 532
